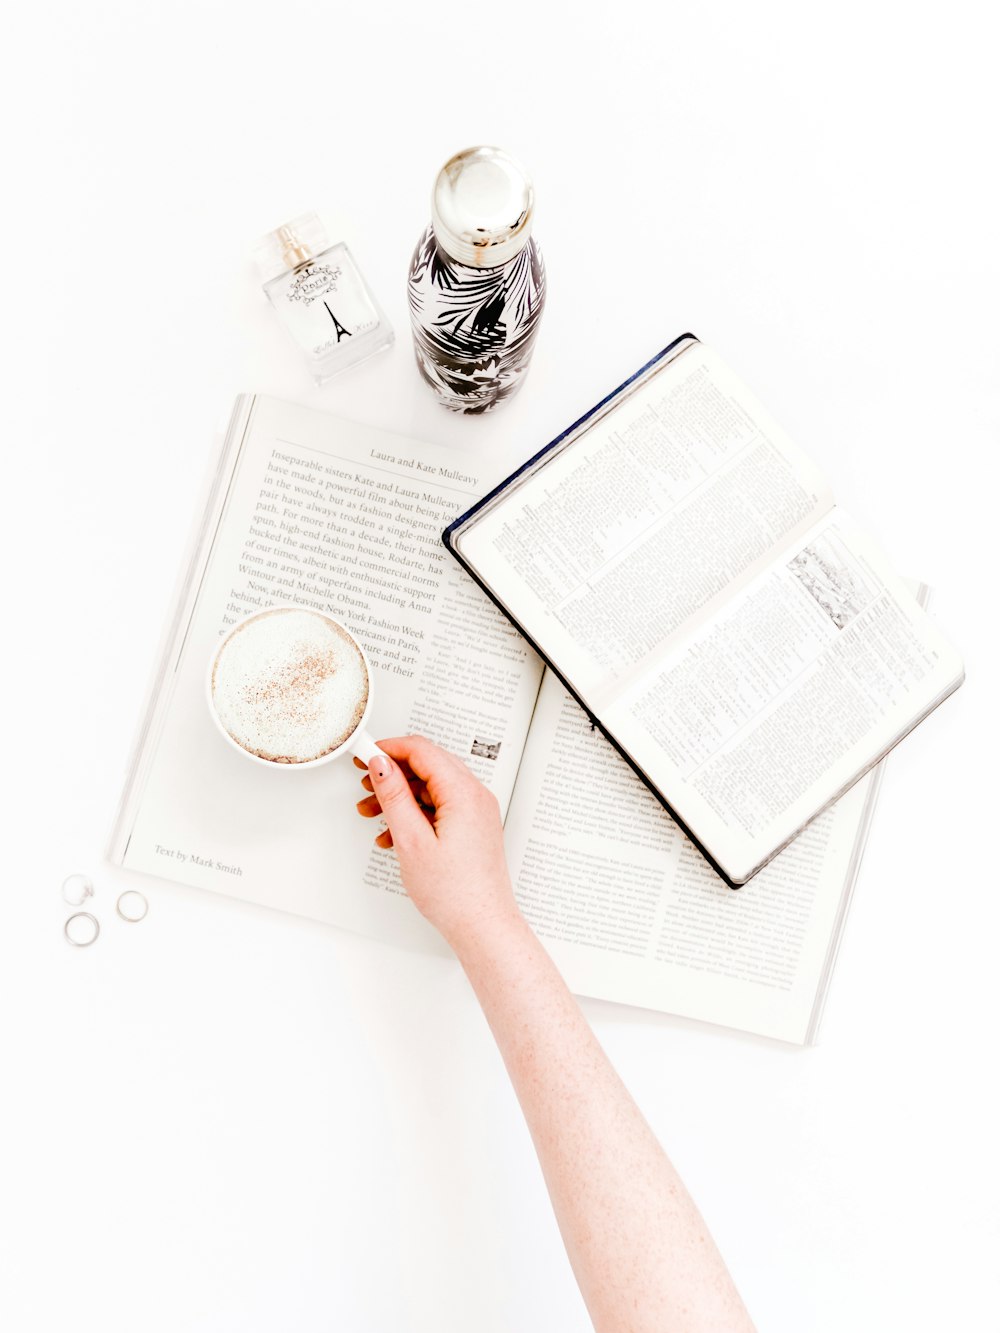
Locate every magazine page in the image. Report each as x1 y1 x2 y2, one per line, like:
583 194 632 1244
502 669 882 1044
453 342 834 700
112 395 544 952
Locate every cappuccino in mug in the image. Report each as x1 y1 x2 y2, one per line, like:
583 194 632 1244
210 607 370 764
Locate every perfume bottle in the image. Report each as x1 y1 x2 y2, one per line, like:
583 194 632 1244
254 214 393 383
407 146 546 413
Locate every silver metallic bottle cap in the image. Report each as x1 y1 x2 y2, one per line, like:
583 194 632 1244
431 146 534 269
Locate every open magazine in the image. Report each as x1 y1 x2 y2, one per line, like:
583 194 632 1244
109 393 912 1042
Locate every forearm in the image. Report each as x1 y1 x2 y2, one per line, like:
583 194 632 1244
454 909 755 1333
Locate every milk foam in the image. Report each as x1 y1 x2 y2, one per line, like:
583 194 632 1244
211 608 368 763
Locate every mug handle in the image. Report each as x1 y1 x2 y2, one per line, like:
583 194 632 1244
349 728 383 765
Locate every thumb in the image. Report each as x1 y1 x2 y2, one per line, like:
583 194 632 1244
368 750 430 850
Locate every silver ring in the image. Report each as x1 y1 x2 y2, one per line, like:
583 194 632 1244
116 890 148 923
64 912 100 947
61 874 94 907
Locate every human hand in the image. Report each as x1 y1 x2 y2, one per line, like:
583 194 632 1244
354 735 522 952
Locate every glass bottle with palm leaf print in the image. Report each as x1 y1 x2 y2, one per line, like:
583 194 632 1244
407 146 545 414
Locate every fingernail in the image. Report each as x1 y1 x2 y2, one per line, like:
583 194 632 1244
369 753 391 781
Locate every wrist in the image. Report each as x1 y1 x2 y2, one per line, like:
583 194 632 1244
446 897 534 969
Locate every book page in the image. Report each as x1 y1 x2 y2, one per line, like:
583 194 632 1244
502 670 880 1043
114 396 544 951
602 515 963 882
455 342 833 699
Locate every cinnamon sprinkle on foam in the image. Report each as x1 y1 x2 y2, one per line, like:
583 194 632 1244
212 609 368 763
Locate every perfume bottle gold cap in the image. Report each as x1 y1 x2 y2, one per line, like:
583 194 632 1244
431 146 534 269
253 212 330 284
276 225 312 269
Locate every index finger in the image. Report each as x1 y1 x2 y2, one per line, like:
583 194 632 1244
374 735 472 808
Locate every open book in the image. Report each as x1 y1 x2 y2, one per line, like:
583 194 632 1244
445 336 964 885
109 392 923 1042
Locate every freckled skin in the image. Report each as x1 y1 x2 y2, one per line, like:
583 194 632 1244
356 736 756 1333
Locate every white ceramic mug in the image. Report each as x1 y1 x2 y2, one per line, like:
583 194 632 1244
206 604 382 769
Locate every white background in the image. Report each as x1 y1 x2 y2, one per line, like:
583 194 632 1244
4 3 998 1329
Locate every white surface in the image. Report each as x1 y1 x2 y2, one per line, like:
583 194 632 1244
4 4 997 1329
